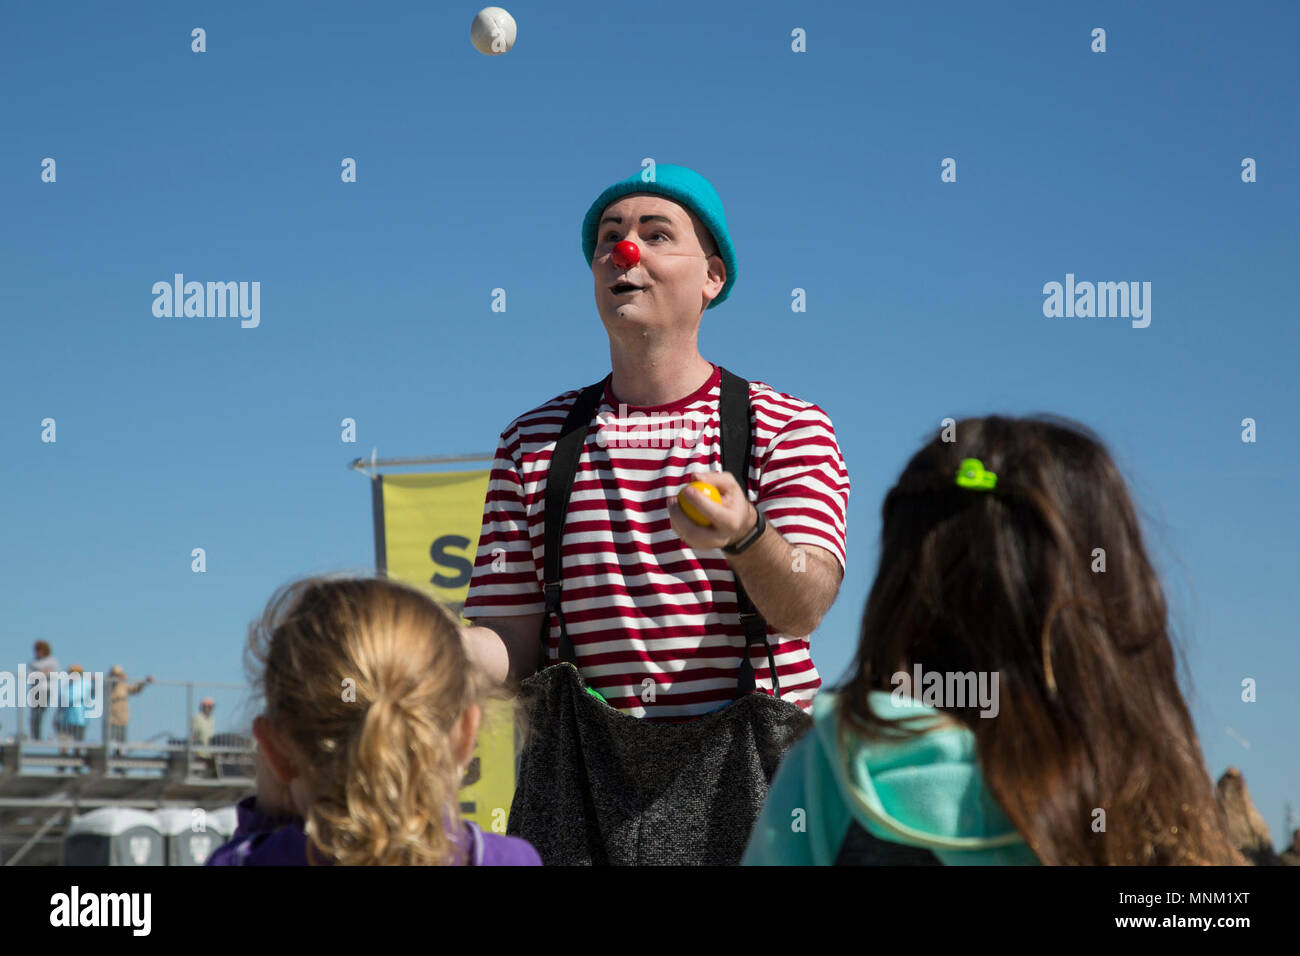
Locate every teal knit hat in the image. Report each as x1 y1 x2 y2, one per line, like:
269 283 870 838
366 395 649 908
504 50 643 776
581 164 737 309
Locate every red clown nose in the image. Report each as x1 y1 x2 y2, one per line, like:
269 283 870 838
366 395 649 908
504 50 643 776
611 240 640 269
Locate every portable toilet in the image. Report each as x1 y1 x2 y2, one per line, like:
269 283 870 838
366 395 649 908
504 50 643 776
209 805 239 844
63 807 164 866
153 807 221 865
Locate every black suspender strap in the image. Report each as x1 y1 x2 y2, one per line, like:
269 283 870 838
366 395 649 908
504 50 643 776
539 376 608 666
719 368 780 701
538 367 779 701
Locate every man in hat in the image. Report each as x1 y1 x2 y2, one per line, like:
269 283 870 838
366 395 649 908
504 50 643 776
107 665 153 752
462 163 848 720
191 697 216 767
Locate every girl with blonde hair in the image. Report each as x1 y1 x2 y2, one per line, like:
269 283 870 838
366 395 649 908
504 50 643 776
208 574 540 866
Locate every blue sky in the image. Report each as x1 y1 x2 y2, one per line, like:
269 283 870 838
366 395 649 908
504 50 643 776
3 1 1297 846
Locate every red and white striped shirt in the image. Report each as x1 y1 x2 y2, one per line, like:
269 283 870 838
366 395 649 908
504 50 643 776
464 363 850 721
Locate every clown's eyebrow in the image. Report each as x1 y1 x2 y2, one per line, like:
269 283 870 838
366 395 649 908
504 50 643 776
599 214 676 227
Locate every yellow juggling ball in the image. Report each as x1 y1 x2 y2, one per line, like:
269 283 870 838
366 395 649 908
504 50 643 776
678 480 721 526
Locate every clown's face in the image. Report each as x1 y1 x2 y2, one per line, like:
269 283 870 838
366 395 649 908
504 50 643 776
592 194 725 335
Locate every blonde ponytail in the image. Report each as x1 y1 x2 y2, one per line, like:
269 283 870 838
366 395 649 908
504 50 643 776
247 574 489 865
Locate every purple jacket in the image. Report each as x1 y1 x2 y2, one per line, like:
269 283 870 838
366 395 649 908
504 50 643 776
206 795 541 866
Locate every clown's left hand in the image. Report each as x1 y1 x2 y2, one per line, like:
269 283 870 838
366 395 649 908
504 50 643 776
666 470 759 552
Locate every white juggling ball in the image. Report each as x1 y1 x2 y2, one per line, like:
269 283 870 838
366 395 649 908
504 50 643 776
471 7 517 55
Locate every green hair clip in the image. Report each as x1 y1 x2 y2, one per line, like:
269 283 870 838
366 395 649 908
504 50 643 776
955 458 997 490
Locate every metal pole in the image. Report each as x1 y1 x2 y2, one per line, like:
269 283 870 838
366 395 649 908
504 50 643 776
185 682 194 779
5 810 64 866
103 676 113 753
348 452 495 478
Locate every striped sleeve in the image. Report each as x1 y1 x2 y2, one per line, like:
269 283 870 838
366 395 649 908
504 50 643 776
463 429 544 618
757 404 850 571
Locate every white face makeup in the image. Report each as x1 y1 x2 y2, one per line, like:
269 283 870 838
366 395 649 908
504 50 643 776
592 194 724 332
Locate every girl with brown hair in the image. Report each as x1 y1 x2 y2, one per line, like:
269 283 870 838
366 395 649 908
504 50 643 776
744 416 1242 866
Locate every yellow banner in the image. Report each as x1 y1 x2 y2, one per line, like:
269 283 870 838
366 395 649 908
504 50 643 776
374 470 516 833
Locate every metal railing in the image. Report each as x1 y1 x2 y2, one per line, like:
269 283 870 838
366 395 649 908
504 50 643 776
1 677 255 782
